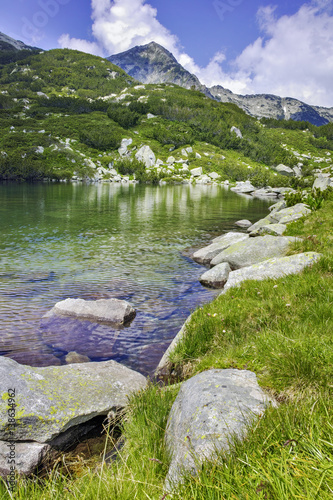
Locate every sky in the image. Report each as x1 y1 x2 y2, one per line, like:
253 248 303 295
1 0 333 107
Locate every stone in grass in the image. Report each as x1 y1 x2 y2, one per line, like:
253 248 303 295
0 356 147 443
199 262 231 288
210 235 299 269
164 369 274 490
235 219 252 228
46 297 136 325
192 232 249 265
221 252 321 293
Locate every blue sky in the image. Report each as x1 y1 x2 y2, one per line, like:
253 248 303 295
1 0 333 106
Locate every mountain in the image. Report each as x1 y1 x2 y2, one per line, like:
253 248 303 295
108 41 212 97
109 42 333 126
0 32 40 52
209 86 333 127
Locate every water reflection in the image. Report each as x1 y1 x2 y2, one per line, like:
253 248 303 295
0 183 272 375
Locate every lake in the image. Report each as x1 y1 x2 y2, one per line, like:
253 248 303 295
0 182 272 376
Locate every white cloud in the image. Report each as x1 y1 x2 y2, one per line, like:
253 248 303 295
58 0 333 107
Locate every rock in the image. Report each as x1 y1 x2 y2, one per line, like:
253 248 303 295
190 167 203 177
195 152 201 159
35 146 44 154
118 138 132 156
247 217 273 233
293 166 303 177
192 232 249 265
0 357 147 443
271 203 311 224
155 317 192 379
0 441 51 478
45 297 136 325
251 188 278 198
199 262 231 288
181 148 188 157
252 223 287 237
222 252 321 293
167 156 175 164
210 235 299 269
147 113 156 119
313 175 332 191
65 351 91 364
135 145 156 168
165 369 274 490
230 181 255 194
275 164 295 176
208 172 220 180
230 126 242 138
235 219 252 228
268 200 286 213
186 147 193 153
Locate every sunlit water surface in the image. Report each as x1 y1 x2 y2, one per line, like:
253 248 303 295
0 183 272 375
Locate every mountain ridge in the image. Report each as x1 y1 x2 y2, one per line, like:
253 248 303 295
108 41 333 126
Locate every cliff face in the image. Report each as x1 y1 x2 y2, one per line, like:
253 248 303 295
108 42 212 97
109 42 333 125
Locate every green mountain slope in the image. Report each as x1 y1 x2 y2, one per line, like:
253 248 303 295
0 48 332 184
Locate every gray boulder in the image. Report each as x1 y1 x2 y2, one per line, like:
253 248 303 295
222 252 321 293
165 369 274 490
247 217 272 232
0 357 147 443
208 172 220 180
118 138 132 156
252 223 287 237
230 181 255 194
45 297 136 325
199 262 231 288
135 145 156 168
190 167 203 177
271 203 311 224
313 175 332 191
0 441 51 478
268 200 286 213
210 235 299 269
235 219 252 228
275 164 294 177
192 232 249 265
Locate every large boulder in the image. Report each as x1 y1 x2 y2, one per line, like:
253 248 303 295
230 181 255 194
45 297 136 325
199 262 231 288
118 138 132 156
165 369 274 490
247 217 273 233
251 223 287 237
210 235 299 269
192 232 249 265
270 203 311 224
0 357 147 443
135 145 156 168
190 167 203 177
222 252 321 293
275 164 294 176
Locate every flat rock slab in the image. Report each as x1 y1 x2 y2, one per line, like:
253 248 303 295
210 235 299 269
165 369 274 490
200 262 231 289
192 232 249 265
270 203 311 225
0 357 147 443
46 297 136 325
222 252 321 293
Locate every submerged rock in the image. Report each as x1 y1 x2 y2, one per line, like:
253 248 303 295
45 297 136 325
165 369 274 490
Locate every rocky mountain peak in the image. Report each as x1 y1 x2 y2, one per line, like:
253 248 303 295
0 31 39 52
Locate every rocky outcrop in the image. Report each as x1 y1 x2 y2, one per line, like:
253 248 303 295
165 369 274 490
222 252 321 293
135 145 156 168
45 297 136 325
210 235 298 269
0 357 147 476
192 232 249 265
